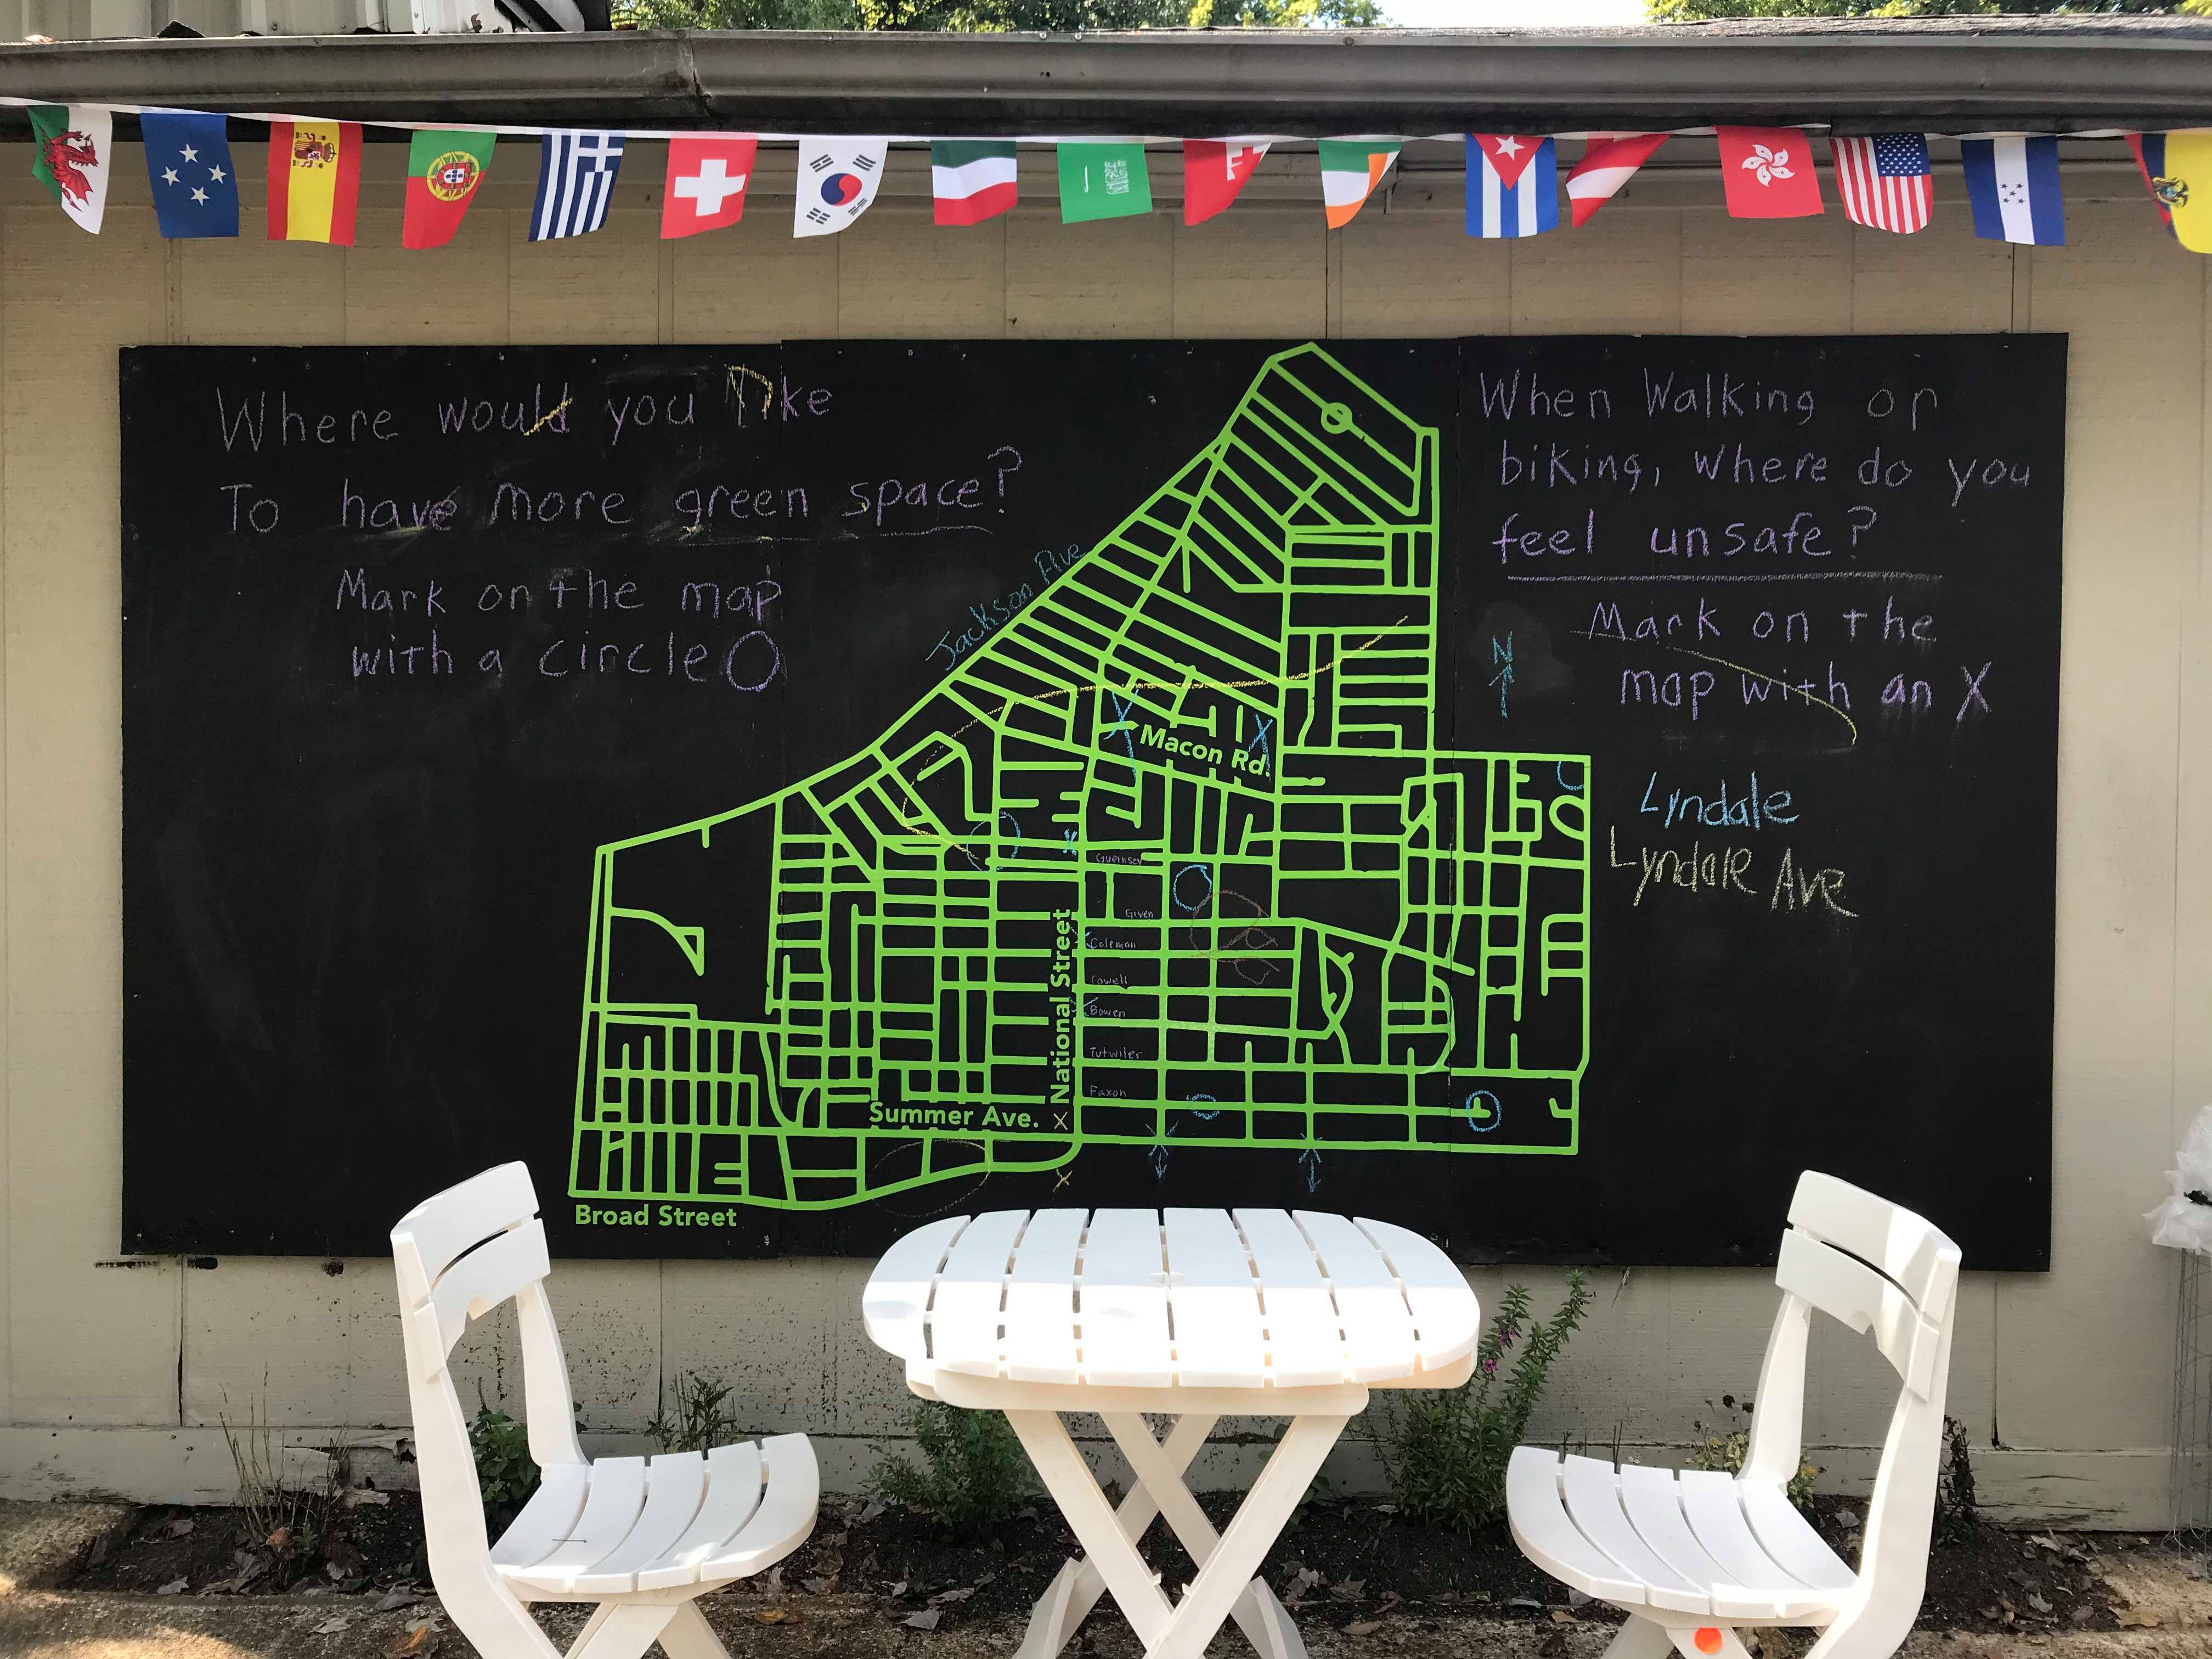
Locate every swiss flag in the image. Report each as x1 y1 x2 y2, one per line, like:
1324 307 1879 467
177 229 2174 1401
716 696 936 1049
1717 126 1823 219
1184 140 1269 226
662 134 757 239
1472 134 1547 190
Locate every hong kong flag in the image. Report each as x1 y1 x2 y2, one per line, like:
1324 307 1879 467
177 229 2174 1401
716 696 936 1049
1183 139 1269 225
1717 126 1823 218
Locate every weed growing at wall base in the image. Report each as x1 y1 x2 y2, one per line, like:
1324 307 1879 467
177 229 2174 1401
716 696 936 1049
1379 1271 1593 1533
868 1400 1037 1532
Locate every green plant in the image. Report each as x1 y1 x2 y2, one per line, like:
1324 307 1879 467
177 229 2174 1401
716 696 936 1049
647 1372 743 1454
868 1399 1037 1531
1378 1270 1592 1533
469 1402 540 1511
1687 1396 1818 1511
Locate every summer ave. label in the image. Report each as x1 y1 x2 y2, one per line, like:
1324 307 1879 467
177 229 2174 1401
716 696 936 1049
120 338 2061 1265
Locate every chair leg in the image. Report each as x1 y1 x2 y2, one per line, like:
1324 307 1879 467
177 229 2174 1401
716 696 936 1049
654 1600 736 1659
1665 1628 1755 1659
564 1602 679 1659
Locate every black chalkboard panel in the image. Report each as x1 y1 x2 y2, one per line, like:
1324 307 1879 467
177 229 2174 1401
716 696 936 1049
120 337 2061 1267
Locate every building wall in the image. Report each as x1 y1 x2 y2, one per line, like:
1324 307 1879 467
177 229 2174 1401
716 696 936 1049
0 141 2197 1525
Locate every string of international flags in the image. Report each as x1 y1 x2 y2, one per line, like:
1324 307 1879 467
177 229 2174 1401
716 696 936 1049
20 102 2212 253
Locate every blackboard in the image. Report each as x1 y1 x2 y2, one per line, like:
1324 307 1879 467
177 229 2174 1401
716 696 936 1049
120 336 2062 1267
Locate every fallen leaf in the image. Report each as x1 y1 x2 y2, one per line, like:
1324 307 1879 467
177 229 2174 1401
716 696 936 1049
1505 1596 1543 1613
755 1608 791 1626
266 1526 291 1551
2028 1593 2054 1615
157 1577 189 1595
345 1488 392 1508
1550 1607 1575 1624
373 1587 424 1613
1344 1620 1383 1635
888 1579 910 1599
803 1577 831 1595
2070 1606 2094 1625
2028 1533 2062 1553
1329 1577 1367 1602
390 1627 435 1657
1566 1588 1591 1608
930 1585 977 1605
860 1500 886 1523
314 1616 353 1635
901 1609 942 1630
164 1518 198 1539
2117 1609 2163 1629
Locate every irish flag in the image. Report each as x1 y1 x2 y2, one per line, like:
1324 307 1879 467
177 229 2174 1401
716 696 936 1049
933 142 1017 226
1319 139 1398 229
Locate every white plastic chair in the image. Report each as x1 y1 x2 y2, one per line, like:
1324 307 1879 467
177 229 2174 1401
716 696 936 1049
1506 1171 1962 1659
393 1163 818 1659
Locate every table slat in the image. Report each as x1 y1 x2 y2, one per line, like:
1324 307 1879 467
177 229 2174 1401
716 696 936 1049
1357 1217 1482 1370
1078 1208 1174 1386
1003 1207 1087 1383
1295 1210 1419 1383
860 1214 966 1363
1163 1207 1267 1388
929 1210 1028 1376
1234 1208 1346 1388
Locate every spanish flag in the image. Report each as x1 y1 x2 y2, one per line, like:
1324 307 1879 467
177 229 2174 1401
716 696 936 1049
267 121 361 245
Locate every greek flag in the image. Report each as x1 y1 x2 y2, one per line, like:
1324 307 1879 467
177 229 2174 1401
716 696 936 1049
531 131 624 241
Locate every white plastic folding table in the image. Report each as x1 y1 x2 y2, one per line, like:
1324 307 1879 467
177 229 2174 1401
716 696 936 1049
861 1207 1481 1659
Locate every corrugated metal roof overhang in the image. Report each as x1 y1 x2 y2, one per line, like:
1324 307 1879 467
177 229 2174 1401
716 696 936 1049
4 18 2212 138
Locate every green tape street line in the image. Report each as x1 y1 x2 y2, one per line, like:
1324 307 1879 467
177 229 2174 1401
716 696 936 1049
569 345 1592 1212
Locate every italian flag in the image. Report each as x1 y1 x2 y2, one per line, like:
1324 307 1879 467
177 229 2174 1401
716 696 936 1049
1319 139 1399 229
932 141 1017 227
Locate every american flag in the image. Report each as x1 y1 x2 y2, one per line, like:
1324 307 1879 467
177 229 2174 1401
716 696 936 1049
1831 132 1932 234
530 131 625 242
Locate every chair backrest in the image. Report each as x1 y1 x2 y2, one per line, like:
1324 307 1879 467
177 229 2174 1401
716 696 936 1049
1742 1173 1962 1649
391 1163 585 1582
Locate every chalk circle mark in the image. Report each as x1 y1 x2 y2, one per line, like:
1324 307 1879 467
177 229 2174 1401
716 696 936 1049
1464 1090 1502 1133
1185 1092 1220 1122
1172 863 1214 913
1555 761 1585 794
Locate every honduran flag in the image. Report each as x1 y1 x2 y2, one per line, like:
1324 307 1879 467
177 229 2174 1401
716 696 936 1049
1962 136 2064 247
932 141 1017 227
1466 135 1558 239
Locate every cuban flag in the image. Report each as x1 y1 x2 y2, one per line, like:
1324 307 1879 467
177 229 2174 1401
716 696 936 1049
1466 135 1558 239
530 131 624 241
1961 136 2064 247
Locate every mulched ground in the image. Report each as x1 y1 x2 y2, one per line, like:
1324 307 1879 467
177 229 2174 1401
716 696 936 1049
71 1485 2125 1643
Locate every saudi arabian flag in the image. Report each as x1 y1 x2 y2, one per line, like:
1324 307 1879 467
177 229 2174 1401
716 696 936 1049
933 141 1017 227
29 104 111 234
1319 139 1400 229
1058 142 1152 224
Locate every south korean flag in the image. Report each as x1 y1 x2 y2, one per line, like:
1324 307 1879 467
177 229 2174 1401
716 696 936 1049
795 139 888 239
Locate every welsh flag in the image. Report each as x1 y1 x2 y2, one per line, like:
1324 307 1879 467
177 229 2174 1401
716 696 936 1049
403 130 495 250
932 142 1017 227
29 104 111 234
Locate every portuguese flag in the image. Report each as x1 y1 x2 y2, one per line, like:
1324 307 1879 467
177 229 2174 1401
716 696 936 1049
403 130 495 250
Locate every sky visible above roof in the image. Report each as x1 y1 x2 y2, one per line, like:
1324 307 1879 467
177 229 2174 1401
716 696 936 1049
1385 0 1641 27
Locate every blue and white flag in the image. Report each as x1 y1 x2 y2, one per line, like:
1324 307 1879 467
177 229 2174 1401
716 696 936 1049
142 110 237 239
1962 136 2064 247
531 131 625 241
1466 134 1559 239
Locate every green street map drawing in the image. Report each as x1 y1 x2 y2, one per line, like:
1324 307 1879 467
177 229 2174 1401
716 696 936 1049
569 346 1591 1211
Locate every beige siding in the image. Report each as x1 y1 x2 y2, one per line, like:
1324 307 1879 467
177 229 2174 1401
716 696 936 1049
0 141 2194 1522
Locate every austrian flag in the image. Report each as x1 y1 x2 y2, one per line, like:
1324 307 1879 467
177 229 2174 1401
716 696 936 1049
932 142 1017 227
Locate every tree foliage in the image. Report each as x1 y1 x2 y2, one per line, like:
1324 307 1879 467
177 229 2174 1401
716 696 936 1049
614 0 1379 27
1648 1 2207 19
